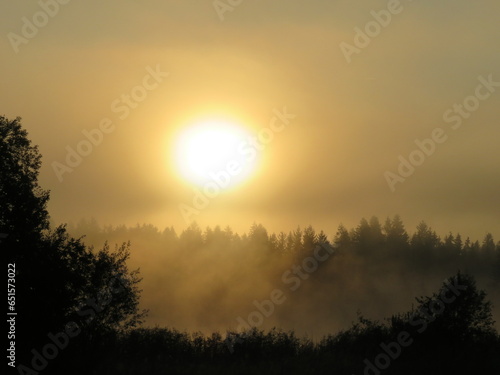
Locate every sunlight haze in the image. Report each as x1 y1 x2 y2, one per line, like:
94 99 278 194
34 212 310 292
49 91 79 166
1 0 499 240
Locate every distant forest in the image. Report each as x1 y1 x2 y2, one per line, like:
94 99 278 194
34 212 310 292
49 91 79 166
68 216 500 325
70 215 500 276
2 116 500 374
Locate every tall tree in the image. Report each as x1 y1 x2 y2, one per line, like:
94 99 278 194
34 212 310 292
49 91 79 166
333 223 351 249
411 221 440 251
302 225 317 253
0 116 49 244
1 116 146 372
248 222 269 249
383 214 410 251
481 233 495 257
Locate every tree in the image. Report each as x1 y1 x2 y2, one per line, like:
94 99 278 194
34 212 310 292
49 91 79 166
179 221 203 250
441 232 457 261
248 222 269 249
0 116 49 244
410 221 440 267
275 231 287 254
290 226 303 253
0 116 146 370
333 223 351 249
302 225 317 253
415 272 497 340
454 233 463 253
387 272 500 373
481 233 495 258
317 230 329 246
384 214 410 251
352 217 385 254
411 221 440 250
352 217 370 250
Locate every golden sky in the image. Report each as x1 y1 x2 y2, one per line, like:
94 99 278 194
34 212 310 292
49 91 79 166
1 0 499 240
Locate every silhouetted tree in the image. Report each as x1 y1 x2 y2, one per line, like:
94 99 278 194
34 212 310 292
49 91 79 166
0 116 49 244
1 116 146 373
411 221 440 250
353 217 370 251
289 226 303 254
333 223 351 249
272 231 286 255
248 222 269 249
482 233 496 260
179 221 203 250
317 230 329 246
302 225 317 253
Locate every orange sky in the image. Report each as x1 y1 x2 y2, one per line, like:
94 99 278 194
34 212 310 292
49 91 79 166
1 0 499 241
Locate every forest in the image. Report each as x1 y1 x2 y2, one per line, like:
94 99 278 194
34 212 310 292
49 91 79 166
2 116 500 374
68 216 500 337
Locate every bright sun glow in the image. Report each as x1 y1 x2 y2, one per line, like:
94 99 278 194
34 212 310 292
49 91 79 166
174 120 258 189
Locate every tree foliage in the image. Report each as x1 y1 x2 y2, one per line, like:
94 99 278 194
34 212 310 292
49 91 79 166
1 116 146 371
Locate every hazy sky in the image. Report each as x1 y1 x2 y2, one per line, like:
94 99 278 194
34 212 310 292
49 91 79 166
1 0 499 240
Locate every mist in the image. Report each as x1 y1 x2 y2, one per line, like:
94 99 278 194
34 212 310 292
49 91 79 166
67 217 500 337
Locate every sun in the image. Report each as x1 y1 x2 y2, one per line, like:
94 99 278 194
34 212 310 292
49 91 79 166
173 120 258 190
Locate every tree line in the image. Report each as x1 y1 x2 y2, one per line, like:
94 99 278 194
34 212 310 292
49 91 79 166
70 216 500 278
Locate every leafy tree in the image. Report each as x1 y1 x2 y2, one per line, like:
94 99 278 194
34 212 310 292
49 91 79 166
0 116 49 244
0 116 146 371
414 272 497 340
